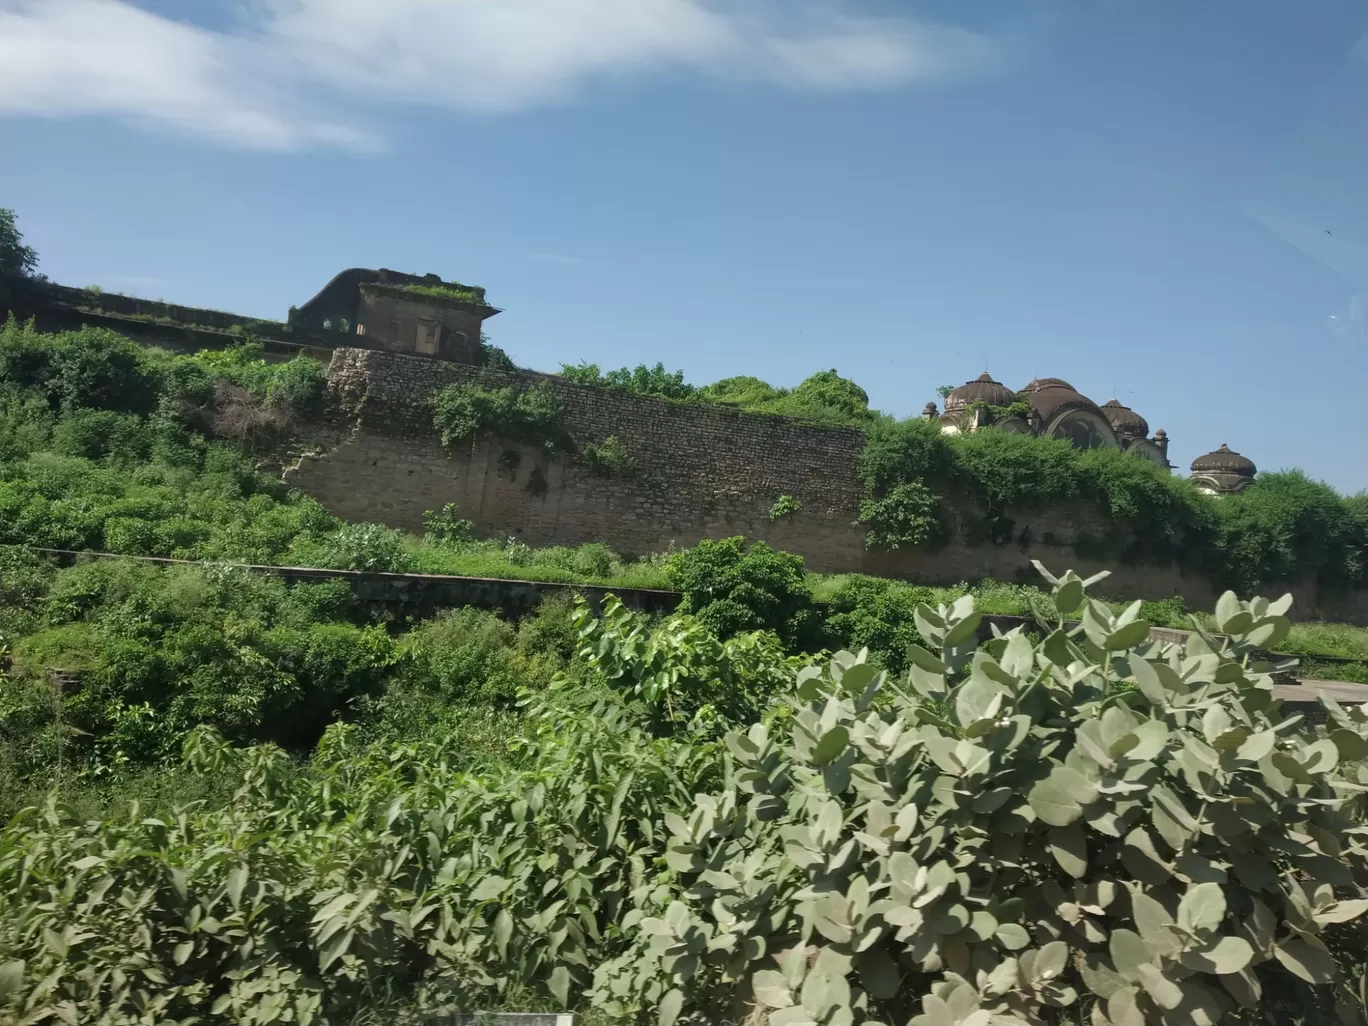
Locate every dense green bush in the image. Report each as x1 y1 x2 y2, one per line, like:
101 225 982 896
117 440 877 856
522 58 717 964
422 503 475 545
430 379 572 456
822 574 939 675
595 566 1368 1025
0 561 394 790
0 320 325 431
665 536 819 650
699 375 783 407
581 434 636 477
857 481 947 550
1212 472 1368 593
857 411 1368 593
559 360 696 400
315 522 418 573
2 566 1365 1024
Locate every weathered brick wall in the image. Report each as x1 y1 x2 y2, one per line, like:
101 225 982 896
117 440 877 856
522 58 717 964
280 347 1363 621
285 348 870 571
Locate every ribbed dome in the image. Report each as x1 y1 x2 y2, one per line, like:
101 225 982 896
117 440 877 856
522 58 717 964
1101 398 1149 438
1022 382 1104 426
943 372 1017 412
1190 444 1256 477
1023 377 1076 393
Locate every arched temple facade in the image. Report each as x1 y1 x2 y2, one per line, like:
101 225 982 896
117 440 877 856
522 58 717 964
923 373 1172 469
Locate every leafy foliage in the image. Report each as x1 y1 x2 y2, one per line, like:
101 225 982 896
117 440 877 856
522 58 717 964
769 494 802 520
2 566 1365 1024
665 536 820 651
858 481 947 550
317 522 418 573
564 595 809 737
822 575 939 676
430 379 572 457
581 435 637 477
857 410 1368 593
560 361 696 401
0 207 39 279
721 369 878 428
789 369 871 421
393 281 489 305
596 565 1368 1025
0 561 393 793
422 503 475 545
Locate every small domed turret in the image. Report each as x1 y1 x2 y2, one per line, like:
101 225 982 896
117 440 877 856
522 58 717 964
1190 444 1256 495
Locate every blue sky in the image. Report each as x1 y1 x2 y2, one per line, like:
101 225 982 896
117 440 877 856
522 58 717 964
1 0 1365 492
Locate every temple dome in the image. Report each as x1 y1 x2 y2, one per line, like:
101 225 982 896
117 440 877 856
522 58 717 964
943 372 1017 412
1101 398 1149 438
1191 444 1256 477
1022 382 1103 424
1023 377 1076 393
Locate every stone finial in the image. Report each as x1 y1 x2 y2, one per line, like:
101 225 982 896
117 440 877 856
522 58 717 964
923 401 938 419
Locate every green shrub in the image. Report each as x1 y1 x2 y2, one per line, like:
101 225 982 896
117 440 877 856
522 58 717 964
559 361 696 400
567 594 809 736
787 368 870 420
50 408 154 464
768 494 801 520
423 503 475 546
594 565 1368 1024
2 565 1365 1024
392 607 527 708
857 480 946 549
318 522 417 573
665 536 819 650
699 375 783 407
430 379 571 457
822 574 938 674
1213 472 1368 593
46 328 163 415
262 356 326 416
581 435 636 477
1 562 397 786
858 417 957 499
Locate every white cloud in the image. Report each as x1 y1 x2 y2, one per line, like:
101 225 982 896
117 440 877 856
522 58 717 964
0 0 996 150
0 0 367 149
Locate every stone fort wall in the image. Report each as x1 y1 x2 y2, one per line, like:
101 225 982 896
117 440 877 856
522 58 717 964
281 347 1368 623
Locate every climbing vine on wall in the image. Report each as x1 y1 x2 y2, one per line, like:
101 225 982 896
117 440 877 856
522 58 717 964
430 379 572 457
854 414 1368 593
581 435 636 477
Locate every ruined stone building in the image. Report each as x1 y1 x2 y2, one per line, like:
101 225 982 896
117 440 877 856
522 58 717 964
289 268 500 364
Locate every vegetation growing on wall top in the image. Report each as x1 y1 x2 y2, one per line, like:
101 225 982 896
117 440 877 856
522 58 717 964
560 360 696 400
395 281 489 306
855 413 1368 593
429 378 572 458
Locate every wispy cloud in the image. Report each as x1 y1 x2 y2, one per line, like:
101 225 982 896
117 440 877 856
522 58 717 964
0 0 997 151
531 253 587 267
